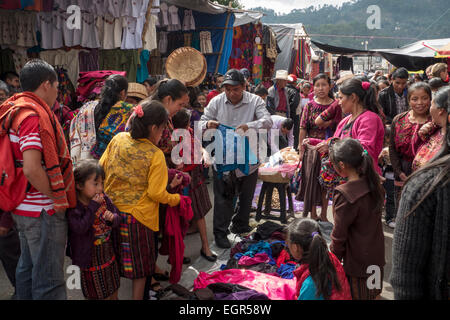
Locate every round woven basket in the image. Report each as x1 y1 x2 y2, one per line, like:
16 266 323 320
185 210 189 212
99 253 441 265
166 47 207 87
258 172 291 184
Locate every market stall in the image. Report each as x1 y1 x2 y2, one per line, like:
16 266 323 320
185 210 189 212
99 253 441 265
0 0 264 108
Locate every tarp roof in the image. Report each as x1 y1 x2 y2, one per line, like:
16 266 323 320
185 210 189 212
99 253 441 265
164 0 263 26
311 38 450 71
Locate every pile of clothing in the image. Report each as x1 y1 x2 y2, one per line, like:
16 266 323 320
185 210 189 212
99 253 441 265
75 70 127 103
191 221 300 300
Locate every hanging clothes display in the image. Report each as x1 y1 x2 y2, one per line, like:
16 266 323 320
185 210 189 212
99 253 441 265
182 9 195 31
99 49 139 82
55 67 76 109
61 10 82 47
149 48 163 75
158 31 168 54
39 49 80 87
81 13 100 48
159 1 169 27
0 10 38 47
142 14 158 52
36 11 64 49
79 49 100 72
137 49 150 83
200 31 213 54
167 5 181 32
96 15 123 50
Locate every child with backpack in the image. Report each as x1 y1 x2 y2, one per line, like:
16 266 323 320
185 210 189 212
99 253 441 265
67 159 121 300
329 138 386 300
288 218 351 300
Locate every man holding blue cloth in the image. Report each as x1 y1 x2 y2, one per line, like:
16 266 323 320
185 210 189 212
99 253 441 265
200 69 272 248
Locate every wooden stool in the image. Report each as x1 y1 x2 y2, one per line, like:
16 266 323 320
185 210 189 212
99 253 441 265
255 182 294 224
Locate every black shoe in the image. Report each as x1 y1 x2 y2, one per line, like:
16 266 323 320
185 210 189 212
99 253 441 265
230 224 253 235
215 236 231 249
167 257 191 265
200 249 217 262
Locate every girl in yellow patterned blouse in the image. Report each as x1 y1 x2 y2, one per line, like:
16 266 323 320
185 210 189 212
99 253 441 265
99 100 183 300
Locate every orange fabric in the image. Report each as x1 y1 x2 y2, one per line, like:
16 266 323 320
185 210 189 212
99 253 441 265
0 92 76 212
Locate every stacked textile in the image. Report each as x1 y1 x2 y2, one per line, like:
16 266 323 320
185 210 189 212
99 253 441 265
75 70 127 103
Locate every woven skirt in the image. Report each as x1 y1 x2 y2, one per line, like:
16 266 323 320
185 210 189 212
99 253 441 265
296 144 325 212
189 166 212 221
80 241 120 300
347 269 384 300
118 211 156 279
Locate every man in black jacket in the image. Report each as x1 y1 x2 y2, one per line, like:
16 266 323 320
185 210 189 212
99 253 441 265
286 74 301 149
378 67 409 124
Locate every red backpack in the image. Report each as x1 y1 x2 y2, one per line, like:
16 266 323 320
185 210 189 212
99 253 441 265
0 107 31 212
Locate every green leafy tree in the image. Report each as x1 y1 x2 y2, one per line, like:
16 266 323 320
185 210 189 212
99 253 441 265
213 0 242 9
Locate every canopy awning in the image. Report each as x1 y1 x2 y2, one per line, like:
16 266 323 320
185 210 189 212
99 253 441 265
311 38 450 71
164 0 263 26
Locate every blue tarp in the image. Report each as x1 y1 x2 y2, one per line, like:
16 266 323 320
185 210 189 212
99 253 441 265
192 10 235 74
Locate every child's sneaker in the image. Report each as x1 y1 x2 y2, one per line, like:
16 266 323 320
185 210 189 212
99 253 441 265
387 220 396 229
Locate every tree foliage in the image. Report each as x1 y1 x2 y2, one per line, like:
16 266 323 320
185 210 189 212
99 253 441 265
213 0 242 9
251 0 450 49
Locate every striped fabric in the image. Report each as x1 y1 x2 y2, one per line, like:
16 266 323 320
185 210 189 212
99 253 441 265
8 115 54 217
80 241 120 300
0 92 76 213
347 271 383 300
117 211 155 279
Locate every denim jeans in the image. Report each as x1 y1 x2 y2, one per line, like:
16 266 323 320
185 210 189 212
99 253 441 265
12 210 68 300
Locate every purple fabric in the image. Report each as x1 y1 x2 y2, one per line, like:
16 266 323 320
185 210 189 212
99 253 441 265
67 194 121 268
79 49 99 72
238 253 270 266
42 0 53 11
215 290 270 300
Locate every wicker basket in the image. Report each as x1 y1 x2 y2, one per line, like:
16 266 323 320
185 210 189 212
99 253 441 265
258 171 292 184
165 47 207 87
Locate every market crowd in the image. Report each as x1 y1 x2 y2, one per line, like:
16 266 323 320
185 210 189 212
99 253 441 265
0 59 449 301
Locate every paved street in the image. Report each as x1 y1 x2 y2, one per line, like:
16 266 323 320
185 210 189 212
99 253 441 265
0 180 394 300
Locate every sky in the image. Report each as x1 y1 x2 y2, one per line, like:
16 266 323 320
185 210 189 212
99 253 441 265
241 0 352 15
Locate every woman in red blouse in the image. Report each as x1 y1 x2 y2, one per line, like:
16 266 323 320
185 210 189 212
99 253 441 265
389 82 432 214
412 87 449 171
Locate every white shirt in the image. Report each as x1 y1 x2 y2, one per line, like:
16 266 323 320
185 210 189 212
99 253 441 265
96 15 122 49
120 16 145 50
269 115 294 152
81 13 100 48
62 11 82 47
37 12 64 49
123 0 149 18
107 0 125 18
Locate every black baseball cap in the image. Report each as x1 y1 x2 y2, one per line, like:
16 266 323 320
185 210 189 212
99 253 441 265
221 69 245 87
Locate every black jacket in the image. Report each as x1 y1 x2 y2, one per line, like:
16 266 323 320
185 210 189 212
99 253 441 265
378 85 409 125
286 84 300 119
390 166 450 300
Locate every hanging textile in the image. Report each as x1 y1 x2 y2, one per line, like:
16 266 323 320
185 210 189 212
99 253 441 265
200 31 213 54
182 9 195 31
137 49 150 84
39 49 80 87
79 49 100 72
99 49 139 82
55 67 76 109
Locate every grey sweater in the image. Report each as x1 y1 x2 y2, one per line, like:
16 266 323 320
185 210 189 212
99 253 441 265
390 166 449 300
